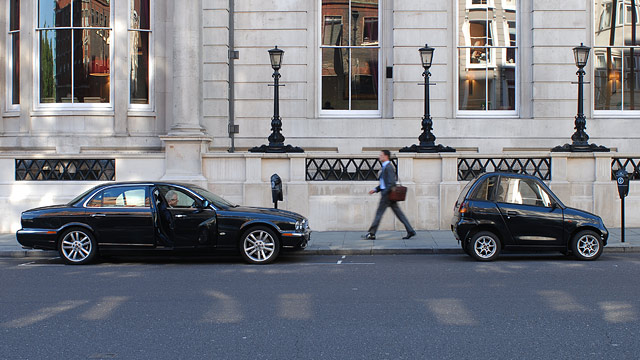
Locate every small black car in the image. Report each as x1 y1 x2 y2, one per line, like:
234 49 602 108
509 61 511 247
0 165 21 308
17 182 310 265
451 172 608 261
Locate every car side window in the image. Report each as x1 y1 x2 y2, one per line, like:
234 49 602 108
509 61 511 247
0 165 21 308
496 177 552 207
470 176 498 201
87 186 150 208
158 186 199 209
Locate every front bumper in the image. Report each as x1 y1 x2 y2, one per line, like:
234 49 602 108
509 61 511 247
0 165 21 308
16 228 59 250
280 230 311 249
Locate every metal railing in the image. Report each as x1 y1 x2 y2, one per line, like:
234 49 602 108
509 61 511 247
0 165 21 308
15 159 116 181
306 157 398 181
611 158 640 181
457 157 551 181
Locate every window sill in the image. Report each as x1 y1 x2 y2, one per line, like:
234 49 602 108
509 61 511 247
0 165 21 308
592 111 640 118
127 110 157 117
456 111 519 119
30 109 116 117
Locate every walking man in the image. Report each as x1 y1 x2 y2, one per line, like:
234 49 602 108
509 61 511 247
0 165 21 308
362 150 416 240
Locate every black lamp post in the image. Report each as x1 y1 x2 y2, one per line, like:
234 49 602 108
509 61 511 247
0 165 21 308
249 46 304 153
552 43 609 152
400 44 455 153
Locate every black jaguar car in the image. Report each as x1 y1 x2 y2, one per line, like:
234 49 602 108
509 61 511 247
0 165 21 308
451 172 608 261
17 182 310 265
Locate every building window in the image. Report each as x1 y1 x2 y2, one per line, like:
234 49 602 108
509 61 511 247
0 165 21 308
7 0 20 108
594 0 640 112
458 0 517 113
37 0 111 106
129 0 151 107
320 0 380 114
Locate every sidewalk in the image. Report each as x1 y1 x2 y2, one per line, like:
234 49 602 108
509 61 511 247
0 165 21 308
2 228 640 258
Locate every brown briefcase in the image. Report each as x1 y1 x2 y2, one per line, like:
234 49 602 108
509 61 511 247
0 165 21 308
388 185 407 202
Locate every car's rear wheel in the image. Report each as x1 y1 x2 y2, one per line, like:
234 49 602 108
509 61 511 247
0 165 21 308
572 230 603 261
240 226 280 264
469 231 501 261
58 228 98 265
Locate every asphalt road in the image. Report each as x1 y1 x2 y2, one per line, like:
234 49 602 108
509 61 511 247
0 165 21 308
1 253 639 360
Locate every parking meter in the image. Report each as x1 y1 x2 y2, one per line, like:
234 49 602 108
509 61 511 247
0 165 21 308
615 169 630 242
270 173 283 209
616 169 629 199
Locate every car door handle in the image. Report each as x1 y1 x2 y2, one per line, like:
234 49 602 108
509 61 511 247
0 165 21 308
90 213 106 218
506 211 518 217
174 214 186 218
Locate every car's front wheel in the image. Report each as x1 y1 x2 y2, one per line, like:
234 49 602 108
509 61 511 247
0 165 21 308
572 230 604 261
240 226 280 264
469 231 501 261
58 228 98 265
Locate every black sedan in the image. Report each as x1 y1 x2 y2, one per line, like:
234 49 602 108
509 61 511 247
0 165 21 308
451 172 608 261
17 182 310 265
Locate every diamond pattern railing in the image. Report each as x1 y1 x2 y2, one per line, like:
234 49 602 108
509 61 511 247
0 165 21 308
306 158 398 181
457 157 551 181
611 158 640 181
15 159 116 181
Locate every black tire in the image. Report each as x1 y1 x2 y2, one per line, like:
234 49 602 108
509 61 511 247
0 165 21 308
571 230 604 261
469 231 501 262
58 227 98 265
461 239 472 256
239 226 280 264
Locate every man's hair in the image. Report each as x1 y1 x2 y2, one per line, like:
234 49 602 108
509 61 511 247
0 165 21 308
381 149 391 158
166 190 178 201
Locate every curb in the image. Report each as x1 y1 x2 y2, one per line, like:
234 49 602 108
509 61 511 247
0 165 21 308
2 247 638 258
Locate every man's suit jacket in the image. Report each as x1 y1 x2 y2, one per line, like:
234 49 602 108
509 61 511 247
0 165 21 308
375 163 397 195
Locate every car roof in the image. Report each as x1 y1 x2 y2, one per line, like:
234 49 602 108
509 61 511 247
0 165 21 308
475 172 541 180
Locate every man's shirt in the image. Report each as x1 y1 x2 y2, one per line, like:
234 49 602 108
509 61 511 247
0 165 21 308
379 160 390 190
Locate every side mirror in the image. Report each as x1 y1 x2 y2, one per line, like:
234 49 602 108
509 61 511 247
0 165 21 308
201 200 211 209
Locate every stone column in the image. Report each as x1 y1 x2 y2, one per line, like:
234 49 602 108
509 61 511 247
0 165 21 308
160 0 211 184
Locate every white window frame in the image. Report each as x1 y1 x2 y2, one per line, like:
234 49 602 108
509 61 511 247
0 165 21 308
6 0 20 112
33 0 115 111
467 0 496 10
318 0 382 118
128 0 154 112
593 0 640 117
456 0 519 117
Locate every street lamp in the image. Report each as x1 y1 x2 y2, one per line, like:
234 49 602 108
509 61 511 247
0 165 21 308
552 43 609 152
400 44 455 153
249 46 304 153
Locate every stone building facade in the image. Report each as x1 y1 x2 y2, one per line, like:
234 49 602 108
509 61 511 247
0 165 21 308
0 0 639 232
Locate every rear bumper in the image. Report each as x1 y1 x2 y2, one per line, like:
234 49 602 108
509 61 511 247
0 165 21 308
16 229 58 250
451 217 477 242
280 231 311 249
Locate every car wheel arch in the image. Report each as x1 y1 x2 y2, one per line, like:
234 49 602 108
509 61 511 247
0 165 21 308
467 225 506 249
57 223 96 242
238 221 281 242
568 226 603 250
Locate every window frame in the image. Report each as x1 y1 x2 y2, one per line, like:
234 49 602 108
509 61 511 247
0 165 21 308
85 185 151 209
593 0 640 116
318 0 383 118
456 0 519 117
6 0 20 112
33 0 115 111
128 0 154 112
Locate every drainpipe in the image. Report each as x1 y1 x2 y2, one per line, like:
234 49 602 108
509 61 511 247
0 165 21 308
228 0 239 152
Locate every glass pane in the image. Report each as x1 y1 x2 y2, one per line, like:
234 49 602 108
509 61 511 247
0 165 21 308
351 0 379 46
488 53 516 110
624 3 640 46
11 33 20 105
594 47 623 110
10 0 19 31
351 48 378 110
458 48 487 110
322 0 348 46
40 30 72 103
130 31 150 104
131 0 151 29
73 29 110 103
624 48 640 109
321 48 348 110
460 2 488 47
594 0 624 46
74 0 111 27
39 0 71 28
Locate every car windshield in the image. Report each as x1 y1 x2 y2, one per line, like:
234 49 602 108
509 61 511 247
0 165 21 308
67 186 100 206
190 186 237 209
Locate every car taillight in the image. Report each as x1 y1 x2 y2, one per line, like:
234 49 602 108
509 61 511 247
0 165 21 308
459 201 469 215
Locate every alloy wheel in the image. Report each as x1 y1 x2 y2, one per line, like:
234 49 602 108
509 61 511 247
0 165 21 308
474 236 497 259
576 234 600 258
243 230 276 262
61 230 92 263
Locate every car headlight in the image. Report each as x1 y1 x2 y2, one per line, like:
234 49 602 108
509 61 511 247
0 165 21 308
295 219 309 232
